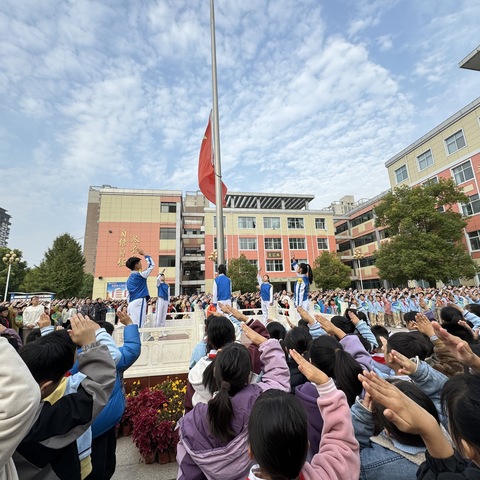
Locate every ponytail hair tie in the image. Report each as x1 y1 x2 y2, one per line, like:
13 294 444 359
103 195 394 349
220 381 231 392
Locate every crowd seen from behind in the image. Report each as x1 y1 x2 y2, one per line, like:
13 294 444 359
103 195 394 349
5 252 480 480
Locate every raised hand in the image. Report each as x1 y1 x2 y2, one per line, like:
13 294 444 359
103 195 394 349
38 313 52 329
389 349 417 375
117 311 133 326
68 313 97 347
220 303 248 322
290 349 329 385
347 310 360 326
415 313 434 338
241 322 267 345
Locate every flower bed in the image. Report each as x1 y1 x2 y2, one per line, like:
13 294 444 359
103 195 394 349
120 377 186 463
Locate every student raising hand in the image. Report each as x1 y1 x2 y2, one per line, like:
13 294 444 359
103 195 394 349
289 349 330 385
68 313 97 346
358 370 453 460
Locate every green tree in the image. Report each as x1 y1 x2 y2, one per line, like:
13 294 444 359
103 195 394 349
312 251 352 290
22 234 86 297
0 248 28 299
227 254 258 293
374 179 478 285
78 273 94 298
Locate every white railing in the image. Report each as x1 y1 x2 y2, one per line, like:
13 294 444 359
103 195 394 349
113 301 333 378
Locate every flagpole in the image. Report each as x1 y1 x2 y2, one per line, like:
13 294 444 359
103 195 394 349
210 0 225 266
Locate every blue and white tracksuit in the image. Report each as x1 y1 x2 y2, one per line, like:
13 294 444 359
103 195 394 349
156 279 170 328
126 255 155 327
257 274 273 323
291 261 310 310
212 274 232 312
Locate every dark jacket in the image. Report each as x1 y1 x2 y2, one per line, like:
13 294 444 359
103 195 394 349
417 451 480 480
94 302 107 322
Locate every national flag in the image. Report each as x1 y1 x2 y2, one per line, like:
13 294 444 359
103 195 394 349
198 115 227 206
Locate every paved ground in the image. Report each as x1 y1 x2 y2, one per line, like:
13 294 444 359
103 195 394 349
112 437 178 480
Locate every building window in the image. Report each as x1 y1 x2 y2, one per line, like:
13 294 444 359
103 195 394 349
213 216 227 228
160 202 176 213
338 242 351 252
417 149 434 171
395 165 408 184
359 256 376 268
423 176 438 186
287 217 304 229
159 255 176 267
335 222 349 234
264 238 282 250
266 259 284 272
462 194 480 216
239 238 257 250
315 218 326 229
248 259 258 268
469 231 480 251
445 130 466 155
452 161 474 185
263 217 281 229
291 259 307 271
238 216 256 229
351 211 374 227
160 227 176 239
317 238 328 249
289 238 306 249
353 233 376 247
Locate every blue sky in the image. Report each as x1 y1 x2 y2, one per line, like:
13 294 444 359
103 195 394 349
1 0 479 266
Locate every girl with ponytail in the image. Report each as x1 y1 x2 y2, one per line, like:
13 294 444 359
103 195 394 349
177 323 290 480
291 253 314 313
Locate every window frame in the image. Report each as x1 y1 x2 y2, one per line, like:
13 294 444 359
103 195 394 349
238 216 256 229
287 217 305 229
445 129 467 156
461 194 480 216
289 237 306 250
263 217 281 229
416 149 434 172
451 160 474 185
239 237 257 250
159 227 176 240
159 255 176 267
395 165 409 184
160 202 177 213
317 238 328 250
315 217 326 229
264 238 282 250
469 231 480 251
266 259 284 272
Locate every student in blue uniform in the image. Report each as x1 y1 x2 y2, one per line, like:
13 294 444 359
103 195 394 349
257 267 273 324
125 249 155 327
291 253 313 313
156 269 170 336
212 264 232 314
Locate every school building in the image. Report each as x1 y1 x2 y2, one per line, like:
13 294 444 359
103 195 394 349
84 187 337 298
385 96 480 280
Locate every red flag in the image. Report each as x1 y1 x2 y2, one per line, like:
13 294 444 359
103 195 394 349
198 115 227 206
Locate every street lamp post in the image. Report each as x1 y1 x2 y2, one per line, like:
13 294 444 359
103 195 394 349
353 248 364 292
2 250 20 301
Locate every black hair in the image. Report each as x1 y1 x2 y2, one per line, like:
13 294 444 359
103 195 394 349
440 322 474 343
207 343 251 443
356 334 373 354
249 390 308 479
297 319 309 329
1 333 20 351
442 374 480 457
387 331 433 360
440 306 464 323
345 308 368 323
371 325 389 348
203 316 236 394
25 328 42 343
19 330 77 384
266 322 286 341
331 316 355 335
373 378 439 447
309 336 363 406
465 303 480 318
284 327 312 357
298 263 313 284
97 321 114 336
403 311 417 324
217 264 227 275
125 256 141 271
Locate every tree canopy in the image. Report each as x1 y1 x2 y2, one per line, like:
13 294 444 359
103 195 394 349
23 233 86 297
312 251 352 290
374 179 478 284
0 247 28 300
227 255 259 293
